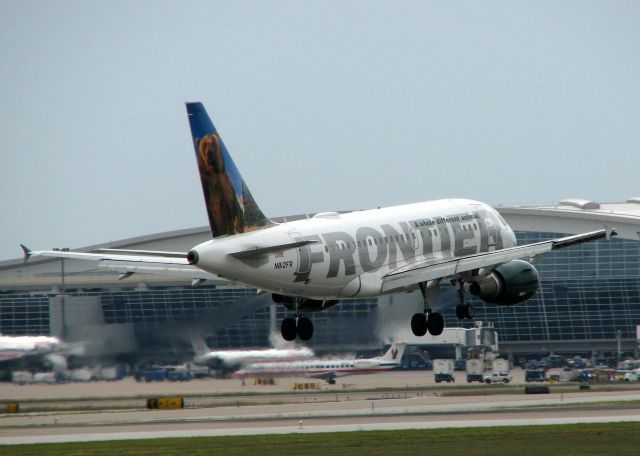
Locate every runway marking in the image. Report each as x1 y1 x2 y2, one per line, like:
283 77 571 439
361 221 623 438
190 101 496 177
2 414 640 445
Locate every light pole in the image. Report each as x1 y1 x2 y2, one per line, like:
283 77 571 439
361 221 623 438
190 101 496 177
616 329 622 360
52 247 70 292
52 247 69 339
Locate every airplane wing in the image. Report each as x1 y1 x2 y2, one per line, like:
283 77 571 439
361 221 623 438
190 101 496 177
382 229 615 293
306 371 337 381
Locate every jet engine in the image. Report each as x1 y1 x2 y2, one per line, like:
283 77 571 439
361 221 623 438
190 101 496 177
272 294 340 312
469 260 539 306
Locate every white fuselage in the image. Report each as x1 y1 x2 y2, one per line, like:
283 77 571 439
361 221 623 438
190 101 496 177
233 357 398 379
194 347 315 366
0 335 61 362
192 199 516 299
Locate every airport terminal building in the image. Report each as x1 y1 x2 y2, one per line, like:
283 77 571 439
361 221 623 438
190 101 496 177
1 199 639 360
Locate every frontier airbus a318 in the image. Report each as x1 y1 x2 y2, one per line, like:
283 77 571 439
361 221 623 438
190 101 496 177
24 102 616 342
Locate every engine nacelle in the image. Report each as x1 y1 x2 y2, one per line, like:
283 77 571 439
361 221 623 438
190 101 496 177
469 260 539 306
272 294 340 312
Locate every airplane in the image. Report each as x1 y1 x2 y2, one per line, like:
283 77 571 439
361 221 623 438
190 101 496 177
191 338 314 374
0 334 62 362
23 102 617 342
232 342 407 384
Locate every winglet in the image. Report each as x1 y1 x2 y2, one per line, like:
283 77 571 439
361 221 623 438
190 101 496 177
607 228 618 240
20 244 32 263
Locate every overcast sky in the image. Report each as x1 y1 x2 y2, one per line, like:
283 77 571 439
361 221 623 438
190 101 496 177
1 1 638 260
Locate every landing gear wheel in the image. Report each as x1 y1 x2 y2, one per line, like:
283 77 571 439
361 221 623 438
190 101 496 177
411 313 428 336
281 317 297 341
427 312 444 336
297 317 314 341
464 304 475 319
456 304 475 319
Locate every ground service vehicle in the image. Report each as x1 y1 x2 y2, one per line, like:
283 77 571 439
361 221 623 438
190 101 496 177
492 358 510 373
434 359 455 383
484 371 512 384
466 359 484 383
525 370 545 382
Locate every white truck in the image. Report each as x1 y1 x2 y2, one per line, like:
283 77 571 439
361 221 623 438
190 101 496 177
465 359 485 383
483 371 513 384
623 369 640 381
11 371 33 384
433 359 455 383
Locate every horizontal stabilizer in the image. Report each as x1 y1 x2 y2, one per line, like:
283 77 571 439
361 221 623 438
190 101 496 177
93 248 187 258
229 240 318 260
23 248 189 265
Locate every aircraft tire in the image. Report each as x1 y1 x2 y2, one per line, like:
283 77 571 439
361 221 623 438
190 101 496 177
464 304 475 319
297 317 314 341
281 317 297 341
427 312 444 336
455 305 465 320
411 313 428 337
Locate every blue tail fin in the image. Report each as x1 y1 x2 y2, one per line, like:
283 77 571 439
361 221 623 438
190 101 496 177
186 102 272 238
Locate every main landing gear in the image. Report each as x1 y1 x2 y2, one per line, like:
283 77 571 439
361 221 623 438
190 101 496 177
455 280 474 320
281 315 313 341
274 294 341 341
277 295 314 341
411 282 445 336
410 279 475 337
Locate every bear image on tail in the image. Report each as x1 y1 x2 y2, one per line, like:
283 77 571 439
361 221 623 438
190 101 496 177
196 133 245 236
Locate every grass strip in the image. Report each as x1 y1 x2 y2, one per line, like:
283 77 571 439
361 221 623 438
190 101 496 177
2 422 640 455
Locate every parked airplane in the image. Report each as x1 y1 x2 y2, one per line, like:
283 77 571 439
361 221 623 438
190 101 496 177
0 334 62 362
23 102 617 342
191 338 314 373
233 342 407 384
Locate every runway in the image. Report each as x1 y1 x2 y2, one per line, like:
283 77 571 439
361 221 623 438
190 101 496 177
2 370 640 445
2 406 640 445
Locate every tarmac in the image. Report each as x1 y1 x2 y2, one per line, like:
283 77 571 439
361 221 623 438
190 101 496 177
0 368 528 400
2 369 640 445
